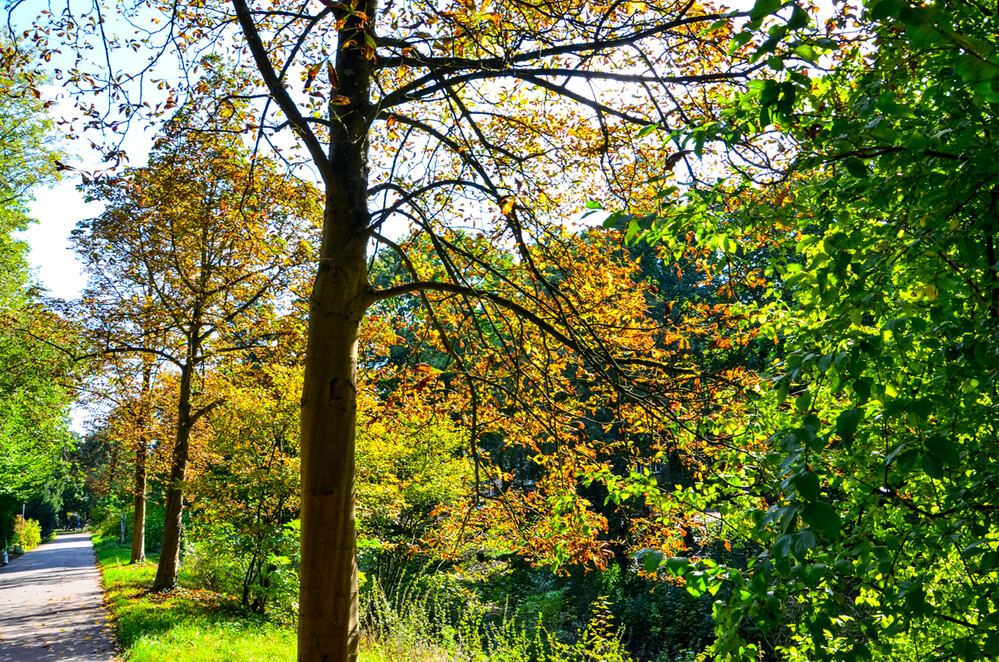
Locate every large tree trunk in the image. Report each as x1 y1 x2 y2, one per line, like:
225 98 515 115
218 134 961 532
296 0 375 656
228 0 376 657
297 201 370 661
153 361 196 590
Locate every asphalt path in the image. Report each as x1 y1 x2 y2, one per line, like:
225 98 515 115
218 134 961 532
0 532 118 661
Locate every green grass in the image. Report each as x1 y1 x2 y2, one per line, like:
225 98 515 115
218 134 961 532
92 538 430 661
93 537 621 662
94 538 296 661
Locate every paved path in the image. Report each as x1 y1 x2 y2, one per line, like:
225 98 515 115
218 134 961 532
0 532 118 661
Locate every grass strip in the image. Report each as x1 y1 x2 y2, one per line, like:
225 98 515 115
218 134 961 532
94 537 297 661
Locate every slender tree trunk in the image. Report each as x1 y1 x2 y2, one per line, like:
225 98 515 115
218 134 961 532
295 0 375 653
131 362 153 564
153 361 196 590
130 440 147 563
228 0 376 656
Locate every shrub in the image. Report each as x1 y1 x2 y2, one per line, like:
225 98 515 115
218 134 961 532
361 579 633 662
186 518 301 624
12 515 42 553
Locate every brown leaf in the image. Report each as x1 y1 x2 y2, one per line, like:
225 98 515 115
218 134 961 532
304 63 321 91
326 62 339 90
663 150 693 171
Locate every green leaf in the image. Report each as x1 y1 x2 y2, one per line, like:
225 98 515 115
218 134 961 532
602 211 631 229
801 502 840 539
853 378 872 404
925 435 960 465
843 158 868 178
635 123 660 139
637 548 664 574
972 80 999 102
791 530 816 559
835 408 862 443
793 470 820 501
794 43 817 63
869 0 903 20
728 30 754 55
704 18 731 33
750 0 782 21
984 632 999 657
905 132 927 153
625 219 641 244
664 556 689 576
921 452 944 479
787 4 809 29
773 534 793 560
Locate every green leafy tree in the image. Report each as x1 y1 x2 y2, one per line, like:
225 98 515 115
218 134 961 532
632 1 999 659
0 39 61 306
0 39 78 539
0 308 78 500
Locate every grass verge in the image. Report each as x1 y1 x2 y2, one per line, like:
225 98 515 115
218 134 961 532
94 537 296 661
93 536 591 662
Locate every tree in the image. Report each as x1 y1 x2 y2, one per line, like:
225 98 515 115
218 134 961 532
87 352 162 563
187 351 303 616
0 38 79 540
19 0 782 657
629 1 999 659
0 38 61 305
0 308 79 500
74 105 319 590
382 228 758 569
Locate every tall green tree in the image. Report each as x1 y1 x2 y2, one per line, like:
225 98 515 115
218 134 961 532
0 39 77 532
634 1 999 659
0 308 78 500
0 39 60 305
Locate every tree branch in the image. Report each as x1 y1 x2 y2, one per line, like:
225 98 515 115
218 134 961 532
230 0 332 185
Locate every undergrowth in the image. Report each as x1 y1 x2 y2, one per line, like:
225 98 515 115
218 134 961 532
95 536 296 661
94 535 631 661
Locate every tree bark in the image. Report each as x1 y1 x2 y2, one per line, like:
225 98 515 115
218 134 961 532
153 361 196 590
131 362 153 564
130 440 147 564
297 199 370 661
295 0 375 657
230 0 377 657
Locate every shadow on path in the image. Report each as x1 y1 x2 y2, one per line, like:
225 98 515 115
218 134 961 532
0 532 118 661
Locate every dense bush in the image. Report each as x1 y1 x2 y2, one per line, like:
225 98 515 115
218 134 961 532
361 579 633 662
91 503 164 554
187 517 301 624
463 555 716 660
12 515 42 553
